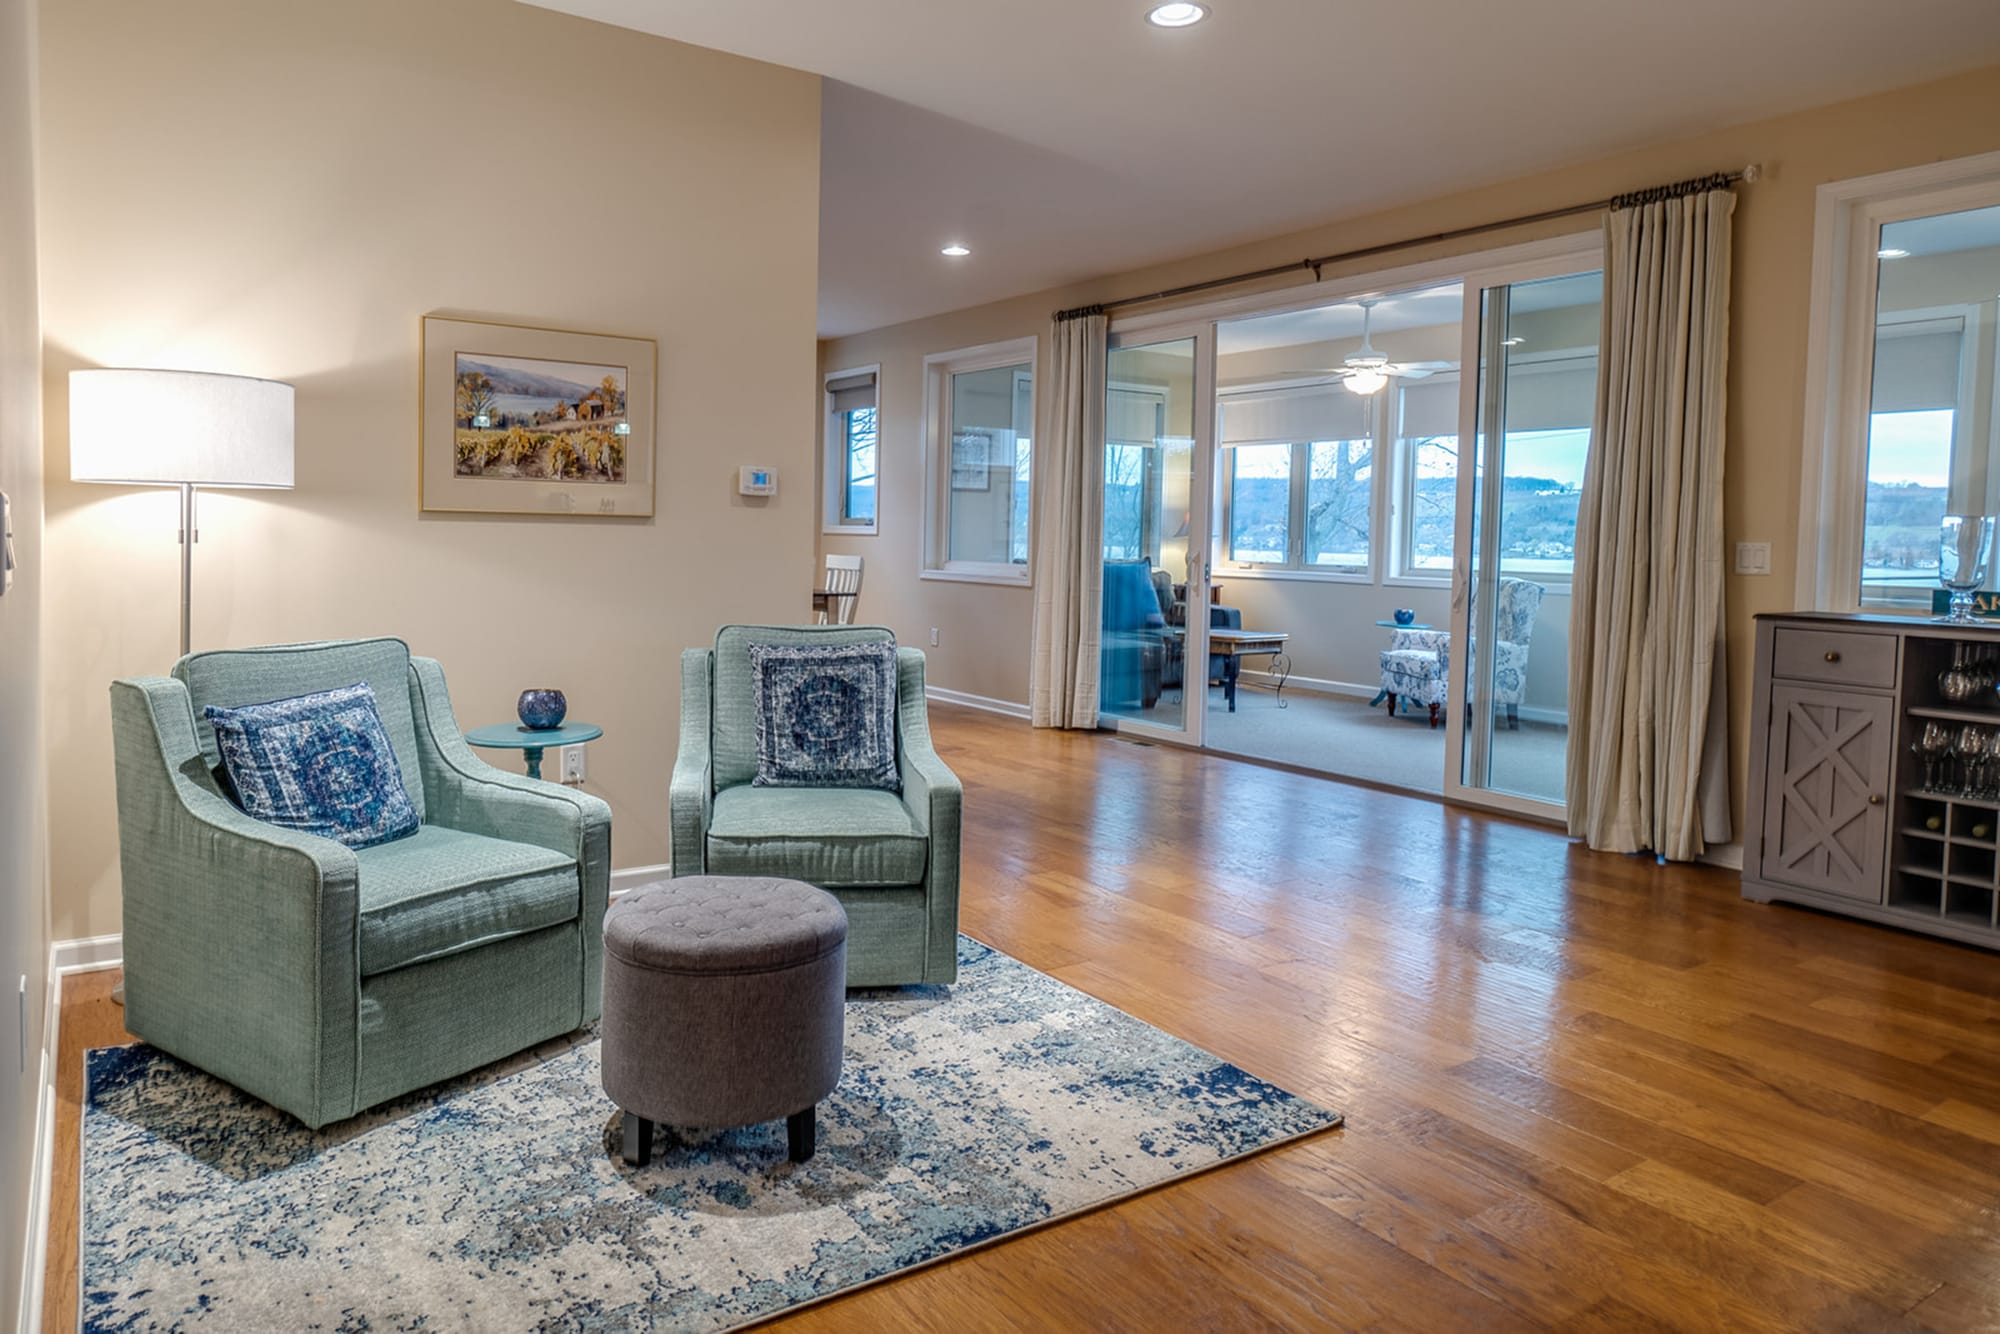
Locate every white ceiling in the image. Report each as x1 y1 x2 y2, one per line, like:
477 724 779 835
522 0 2000 338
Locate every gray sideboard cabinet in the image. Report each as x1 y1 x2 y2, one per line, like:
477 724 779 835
1744 610 2000 950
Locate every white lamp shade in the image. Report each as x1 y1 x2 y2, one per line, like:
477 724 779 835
70 368 295 488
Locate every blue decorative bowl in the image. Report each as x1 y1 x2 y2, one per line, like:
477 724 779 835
517 689 568 731
1393 608 1416 626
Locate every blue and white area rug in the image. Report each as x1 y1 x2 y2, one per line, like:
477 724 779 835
83 937 1340 1331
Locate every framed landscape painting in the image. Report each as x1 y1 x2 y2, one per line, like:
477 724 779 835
421 316 657 517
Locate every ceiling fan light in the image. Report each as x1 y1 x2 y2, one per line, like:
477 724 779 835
1344 369 1387 395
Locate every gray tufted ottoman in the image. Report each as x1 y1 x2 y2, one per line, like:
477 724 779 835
600 875 847 1164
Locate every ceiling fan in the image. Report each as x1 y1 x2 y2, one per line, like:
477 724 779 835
1323 299 1454 395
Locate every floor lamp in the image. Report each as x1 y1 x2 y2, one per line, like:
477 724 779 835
69 368 296 1003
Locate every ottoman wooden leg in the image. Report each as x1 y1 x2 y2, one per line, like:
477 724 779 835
623 1111 654 1166
788 1106 816 1163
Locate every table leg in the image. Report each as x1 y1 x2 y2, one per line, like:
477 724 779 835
622 1111 653 1166
1270 652 1292 709
523 745 545 780
1225 659 1237 712
788 1106 816 1162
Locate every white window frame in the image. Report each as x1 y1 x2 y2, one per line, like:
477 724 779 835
1797 150 2000 611
1103 378 1170 564
1387 371 1458 588
1858 306 1985 609
822 362 880 535
921 336 1038 585
1215 377 1377 584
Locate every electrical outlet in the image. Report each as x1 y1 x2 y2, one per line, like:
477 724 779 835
930 628 940 646
1734 541 1772 576
562 746 586 784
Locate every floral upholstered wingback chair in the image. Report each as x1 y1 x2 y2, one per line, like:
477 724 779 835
1376 577 1546 729
1379 629 1453 727
1488 577 1546 726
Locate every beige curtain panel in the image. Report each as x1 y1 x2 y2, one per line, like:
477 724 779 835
1567 186 1736 860
1030 311 1109 728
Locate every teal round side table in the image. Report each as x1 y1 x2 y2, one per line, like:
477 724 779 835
465 721 603 781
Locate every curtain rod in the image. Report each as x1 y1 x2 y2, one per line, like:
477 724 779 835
1053 164 1760 322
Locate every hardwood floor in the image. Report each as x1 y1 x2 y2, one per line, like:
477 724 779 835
45 704 2000 1330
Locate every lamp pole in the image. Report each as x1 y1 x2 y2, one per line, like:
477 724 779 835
178 482 197 657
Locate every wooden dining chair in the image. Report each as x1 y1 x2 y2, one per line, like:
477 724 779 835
816 554 864 625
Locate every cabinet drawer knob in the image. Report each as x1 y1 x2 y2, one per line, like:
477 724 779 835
1868 793 1883 805
1825 651 1842 663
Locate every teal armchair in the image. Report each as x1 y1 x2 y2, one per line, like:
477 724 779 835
109 637 611 1129
670 625 961 987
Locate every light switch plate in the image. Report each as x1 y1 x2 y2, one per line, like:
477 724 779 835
1 490 13 596
1735 541 1771 576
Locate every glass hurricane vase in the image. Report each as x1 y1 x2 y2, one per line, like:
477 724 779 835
1938 515 1996 625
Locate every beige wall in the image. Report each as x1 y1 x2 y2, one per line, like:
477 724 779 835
0 0 45 1320
39 0 823 940
820 63 2000 833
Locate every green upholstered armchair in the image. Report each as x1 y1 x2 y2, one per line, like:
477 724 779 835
669 625 961 988
109 638 611 1129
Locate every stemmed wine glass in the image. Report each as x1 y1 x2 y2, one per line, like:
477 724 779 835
1939 515 1996 625
1917 721 1953 792
1961 726 1990 798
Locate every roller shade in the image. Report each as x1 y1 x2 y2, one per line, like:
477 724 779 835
827 369 876 415
1871 325 1963 413
1398 377 1461 439
1219 383 1369 446
1501 359 1597 433
1108 387 1164 446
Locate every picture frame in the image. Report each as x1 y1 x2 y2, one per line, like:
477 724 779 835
421 315 657 517
950 429 990 491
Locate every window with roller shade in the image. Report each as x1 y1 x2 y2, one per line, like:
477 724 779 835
1861 316 1970 604
1396 375 1460 577
824 367 878 531
921 337 1036 583
1488 354 1598 576
1218 381 1374 575
1104 385 1169 561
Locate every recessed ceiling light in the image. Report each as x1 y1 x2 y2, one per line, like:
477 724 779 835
941 244 971 257
1146 2 1208 27
1877 247 1910 259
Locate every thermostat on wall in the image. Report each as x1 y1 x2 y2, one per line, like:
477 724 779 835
738 466 777 496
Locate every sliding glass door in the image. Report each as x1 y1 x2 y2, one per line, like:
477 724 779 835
1100 329 1212 741
1448 263 1604 814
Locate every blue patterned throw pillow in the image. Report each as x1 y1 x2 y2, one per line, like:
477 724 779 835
748 641 900 790
204 683 420 849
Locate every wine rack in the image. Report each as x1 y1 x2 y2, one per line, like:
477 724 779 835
1745 612 2000 951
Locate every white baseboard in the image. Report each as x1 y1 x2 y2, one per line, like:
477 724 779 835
1236 669 1571 726
1699 840 1745 872
51 933 120 976
1237 669 1372 701
610 864 672 898
21 940 64 1334
925 686 1029 720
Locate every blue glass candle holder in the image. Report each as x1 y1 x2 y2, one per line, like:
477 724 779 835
1392 608 1416 626
517 689 568 731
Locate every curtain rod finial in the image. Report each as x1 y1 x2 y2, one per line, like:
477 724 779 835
1742 162 1763 183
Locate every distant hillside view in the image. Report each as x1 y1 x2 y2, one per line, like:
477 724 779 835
1196 475 1584 564
1863 480 1948 582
